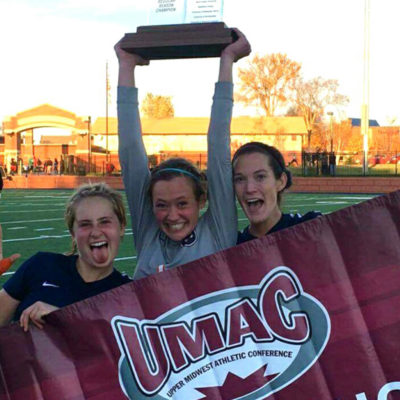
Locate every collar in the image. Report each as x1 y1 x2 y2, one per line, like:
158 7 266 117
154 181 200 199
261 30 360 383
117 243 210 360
159 229 197 247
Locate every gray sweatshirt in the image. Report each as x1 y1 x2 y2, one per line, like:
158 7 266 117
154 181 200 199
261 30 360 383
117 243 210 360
117 82 237 279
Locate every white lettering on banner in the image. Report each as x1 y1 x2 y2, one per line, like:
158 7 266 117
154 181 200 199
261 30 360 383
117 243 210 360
112 267 331 399
356 381 400 400
378 382 400 399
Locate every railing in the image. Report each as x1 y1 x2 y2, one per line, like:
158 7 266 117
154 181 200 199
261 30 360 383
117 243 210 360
6 151 400 177
293 151 400 177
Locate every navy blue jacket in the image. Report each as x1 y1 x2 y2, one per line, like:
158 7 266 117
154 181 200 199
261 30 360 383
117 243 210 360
237 212 321 244
3 252 131 320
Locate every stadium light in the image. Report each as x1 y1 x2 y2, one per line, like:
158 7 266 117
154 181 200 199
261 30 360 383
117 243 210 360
327 112 334 153
361 0 370 175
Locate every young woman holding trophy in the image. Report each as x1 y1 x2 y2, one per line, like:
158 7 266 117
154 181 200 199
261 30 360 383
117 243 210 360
115 29 251 279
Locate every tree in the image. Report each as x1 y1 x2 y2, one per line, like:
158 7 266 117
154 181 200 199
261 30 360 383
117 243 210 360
285 105 301 116
236 53 302 116
293 77 349 150
141 93 174 119
310 123 329 151
333 120 353 153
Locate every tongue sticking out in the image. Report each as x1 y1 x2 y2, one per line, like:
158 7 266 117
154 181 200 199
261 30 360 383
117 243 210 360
91 244 108 264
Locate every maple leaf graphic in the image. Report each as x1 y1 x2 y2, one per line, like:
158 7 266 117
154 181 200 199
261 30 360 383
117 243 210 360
194 364 278 399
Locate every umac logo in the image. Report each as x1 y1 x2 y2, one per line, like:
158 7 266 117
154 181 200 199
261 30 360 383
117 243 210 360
112 267 330 399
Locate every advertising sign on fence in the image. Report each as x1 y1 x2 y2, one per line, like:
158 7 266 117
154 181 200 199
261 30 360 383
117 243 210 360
0 191 400 399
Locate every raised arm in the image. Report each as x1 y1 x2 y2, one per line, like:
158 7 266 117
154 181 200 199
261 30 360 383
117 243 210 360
218 29 252 83
115 42 149 87
115 43 155 254
206 29 251 249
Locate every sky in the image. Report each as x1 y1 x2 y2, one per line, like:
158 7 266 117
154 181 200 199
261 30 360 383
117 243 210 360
1 0 399 128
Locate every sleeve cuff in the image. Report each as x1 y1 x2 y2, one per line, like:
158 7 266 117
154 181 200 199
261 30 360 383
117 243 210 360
117 86 138 104
214 82 234 100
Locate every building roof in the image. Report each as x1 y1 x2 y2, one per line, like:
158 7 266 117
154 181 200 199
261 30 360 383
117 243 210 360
231 116 307 134
350 118 380 127
91 116 307 135
14 104 78 120
3 104 87 132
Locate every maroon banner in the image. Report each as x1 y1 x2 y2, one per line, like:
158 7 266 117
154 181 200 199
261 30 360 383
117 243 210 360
1 191 400 400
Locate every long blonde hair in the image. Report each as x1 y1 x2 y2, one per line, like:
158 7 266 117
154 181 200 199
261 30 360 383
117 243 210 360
64 183 126 254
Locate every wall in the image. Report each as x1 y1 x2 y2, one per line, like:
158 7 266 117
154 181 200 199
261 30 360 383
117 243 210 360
3 175 400 194
292 177 400 193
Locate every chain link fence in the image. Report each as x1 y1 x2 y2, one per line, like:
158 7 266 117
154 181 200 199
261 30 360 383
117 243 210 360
290 151 400 177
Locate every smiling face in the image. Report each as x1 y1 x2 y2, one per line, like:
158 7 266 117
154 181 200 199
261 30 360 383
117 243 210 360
233 152 287 237
152 176 205 242
71 197 125 279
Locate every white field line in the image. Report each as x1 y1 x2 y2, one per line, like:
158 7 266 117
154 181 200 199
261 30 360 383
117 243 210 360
286 195 374 200
2 202 66 206
35 228 55 231
23 196 70 199
334 196 375 200
1 211 132 223
115 256 137 261
283 202 351 207
1 218 64 225
0 209 64 214
7 227 27 230
3 234 70 242
315 201 349 205
3 231 134 243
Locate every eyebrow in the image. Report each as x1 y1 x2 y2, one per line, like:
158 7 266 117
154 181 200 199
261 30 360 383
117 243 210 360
76 219 91 224
155 195 189 202
76 215 113 223
234 169 268 176
98 216 112 221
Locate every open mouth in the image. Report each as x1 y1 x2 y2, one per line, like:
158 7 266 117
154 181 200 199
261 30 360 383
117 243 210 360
246 199 264 210
90 241 109 263
90 241 108 250
168 223 185 232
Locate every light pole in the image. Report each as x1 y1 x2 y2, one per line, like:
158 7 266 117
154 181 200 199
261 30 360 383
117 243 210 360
105 62 110 165
361 0 370 175
87 116 91 174
327 111 334 153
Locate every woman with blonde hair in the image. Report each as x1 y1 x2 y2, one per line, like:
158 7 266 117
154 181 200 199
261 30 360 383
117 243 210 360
0 182 131 331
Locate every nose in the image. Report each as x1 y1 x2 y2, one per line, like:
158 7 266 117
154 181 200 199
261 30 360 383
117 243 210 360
166 206 179 221
244 178 257 193
89 224 103 237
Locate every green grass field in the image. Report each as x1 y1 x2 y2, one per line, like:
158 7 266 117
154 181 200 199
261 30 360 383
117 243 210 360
0 189 379 284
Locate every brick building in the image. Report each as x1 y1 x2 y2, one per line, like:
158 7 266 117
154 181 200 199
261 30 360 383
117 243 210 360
1 104 308 173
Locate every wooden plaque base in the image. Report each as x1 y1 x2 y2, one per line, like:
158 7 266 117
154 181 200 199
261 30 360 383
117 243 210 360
119 22 237 60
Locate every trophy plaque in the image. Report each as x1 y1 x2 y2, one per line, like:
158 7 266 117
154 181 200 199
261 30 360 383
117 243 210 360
120 0 237 60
